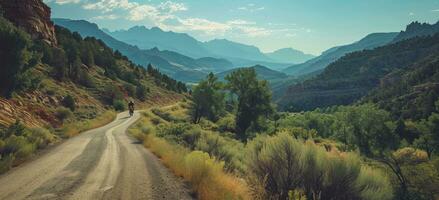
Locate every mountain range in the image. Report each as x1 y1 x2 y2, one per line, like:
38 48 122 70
282 32 399 77
106 26 306 67
54 19 223 83
265 48 316 64
278 21 439 112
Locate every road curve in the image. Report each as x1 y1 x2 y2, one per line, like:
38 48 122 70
0 111 194 200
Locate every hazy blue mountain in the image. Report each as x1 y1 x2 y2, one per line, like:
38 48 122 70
107 25 298 70
108 26 209 58
265 48 315 64
282 32 398 77
53 18 207 83
203 39 273 62
217 65 288 81
392 21 439 42
195 57 235 73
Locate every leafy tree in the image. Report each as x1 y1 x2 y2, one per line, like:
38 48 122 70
0 17 38 96
190 73 225 123
136 84 148 101
333 104 398 156
225 68 273 140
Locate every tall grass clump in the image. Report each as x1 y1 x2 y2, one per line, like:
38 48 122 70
128 113 250 200
246 132 393 200
0 122 57 173
61 110 116 137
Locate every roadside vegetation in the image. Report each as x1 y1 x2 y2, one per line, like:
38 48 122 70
127 69 435 200
0 14 185 174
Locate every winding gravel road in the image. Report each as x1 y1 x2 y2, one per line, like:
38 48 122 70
0 111 194 200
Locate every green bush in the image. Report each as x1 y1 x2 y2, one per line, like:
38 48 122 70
62 95 76 111
136 84 148 101
2 135 32 156
55 107 73 122
246 133 393 200
113 99 126 111
217 115 235 133
26 128 55 149
124 83 136 97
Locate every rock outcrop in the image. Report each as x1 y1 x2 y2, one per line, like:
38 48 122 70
0 0 58 46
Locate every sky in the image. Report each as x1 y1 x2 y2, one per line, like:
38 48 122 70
45 0 439 55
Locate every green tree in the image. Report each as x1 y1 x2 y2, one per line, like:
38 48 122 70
334 104 398 156
0 17 38 96
225 68 273 140
190 73 225 123
136 84 148 101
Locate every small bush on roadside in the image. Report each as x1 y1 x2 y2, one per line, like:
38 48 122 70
55 107 73 122
113 99 126 111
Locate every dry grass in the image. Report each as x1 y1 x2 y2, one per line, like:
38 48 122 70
61 110 116 137
128 110 251 200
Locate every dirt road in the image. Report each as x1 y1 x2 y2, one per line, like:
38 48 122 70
0 111 194 200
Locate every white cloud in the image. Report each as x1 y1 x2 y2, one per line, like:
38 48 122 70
58 0 296 38
159 1 187 13
236 3 265 12
409 12 415 16
83 0 137 13
44 0 81 5
432 9 439 12
91 14 119 20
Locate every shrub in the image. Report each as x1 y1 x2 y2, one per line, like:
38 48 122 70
246 132 303 199
150 117 162 125
113 99 126 111
217 115 235 133
55 107 73 122
246 133 393 200
62 95 76 111
124 83 136 97
25 128 56 149
2 135 33 157
136 84 148 101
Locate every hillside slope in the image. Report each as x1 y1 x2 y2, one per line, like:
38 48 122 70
282 32 398 76
0 12 184 128
278 33 439 111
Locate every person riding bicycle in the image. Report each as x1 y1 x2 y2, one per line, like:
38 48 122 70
128 100 134 116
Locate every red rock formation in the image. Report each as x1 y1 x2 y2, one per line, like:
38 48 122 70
0 0 58 46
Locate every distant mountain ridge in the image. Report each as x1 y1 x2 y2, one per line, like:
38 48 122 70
217 65 288 81
393 21 439 42
282 32 399 77
109 26 209 59
52 18 231 83
107 26 302 69
265 48 316 64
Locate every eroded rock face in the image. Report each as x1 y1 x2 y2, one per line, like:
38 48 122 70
0 0 58 46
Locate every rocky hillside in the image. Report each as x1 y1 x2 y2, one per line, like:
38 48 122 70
0 0 57 46
0 0 184 128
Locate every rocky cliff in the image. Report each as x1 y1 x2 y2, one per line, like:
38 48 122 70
0 0 58 46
